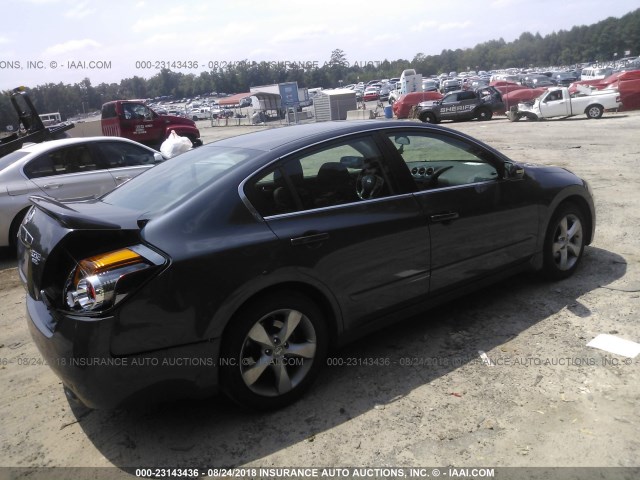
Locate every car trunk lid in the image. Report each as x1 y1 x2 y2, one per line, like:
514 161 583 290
17 196 144 302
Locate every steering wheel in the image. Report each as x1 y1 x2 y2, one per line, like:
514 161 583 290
423 165 453 187
356 168 384 200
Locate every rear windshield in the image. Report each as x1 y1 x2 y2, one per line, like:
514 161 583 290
102 145 256 216
0 150 29 172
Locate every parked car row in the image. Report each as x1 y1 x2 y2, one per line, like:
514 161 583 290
348 79 398 103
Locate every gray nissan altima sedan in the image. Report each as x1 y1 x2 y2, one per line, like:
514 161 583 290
0 136 164 247
18 121 594 411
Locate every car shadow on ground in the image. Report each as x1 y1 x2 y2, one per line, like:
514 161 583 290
69 245 625 471
0 246 18 272
541 114 630 122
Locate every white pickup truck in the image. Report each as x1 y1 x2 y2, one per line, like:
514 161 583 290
187 107 211 121
507 86 621 121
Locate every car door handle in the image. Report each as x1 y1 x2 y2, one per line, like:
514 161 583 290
430 212 459 223
43 183 61 189
115 175 131 182
290 232 330 246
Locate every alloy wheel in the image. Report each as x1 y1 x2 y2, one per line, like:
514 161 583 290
239 308 317 397
551 213 583 271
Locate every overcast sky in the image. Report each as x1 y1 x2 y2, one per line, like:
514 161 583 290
1 0 638 90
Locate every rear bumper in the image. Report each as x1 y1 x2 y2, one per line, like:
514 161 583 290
26 295 220 409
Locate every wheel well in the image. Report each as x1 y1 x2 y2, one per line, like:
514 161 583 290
8 206 31 247
556 196 594 245
224 282 341 346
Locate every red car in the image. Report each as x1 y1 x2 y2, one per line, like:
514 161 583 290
392 91 443 118
501 88 548 113
569 70 640 111
363 90 380 101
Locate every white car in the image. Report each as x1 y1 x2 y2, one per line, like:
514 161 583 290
0 136 164 247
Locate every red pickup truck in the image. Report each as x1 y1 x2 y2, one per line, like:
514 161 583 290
101 100 202 148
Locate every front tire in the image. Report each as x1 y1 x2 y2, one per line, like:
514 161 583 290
220 291 328 410
419 112 437 124
585 105 603 119
507 111 522 122
187 136 203 147
542 203 586 280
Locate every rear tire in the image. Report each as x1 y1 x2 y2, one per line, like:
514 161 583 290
187 136 202 148
542 202 586 280
476 108 493 121
220 291 328 410
585 105 603 119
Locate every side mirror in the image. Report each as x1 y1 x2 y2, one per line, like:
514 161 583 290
504 161 524 180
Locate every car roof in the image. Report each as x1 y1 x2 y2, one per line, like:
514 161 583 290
16 136 153 154
210 120 423 153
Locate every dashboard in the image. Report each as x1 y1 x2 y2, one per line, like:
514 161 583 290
406 161 498 188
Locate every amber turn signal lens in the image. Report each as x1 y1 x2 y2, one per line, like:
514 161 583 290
66 248 150 312
74 248 142 285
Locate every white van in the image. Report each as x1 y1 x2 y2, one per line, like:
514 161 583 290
580 67 613 81
38 112 62 126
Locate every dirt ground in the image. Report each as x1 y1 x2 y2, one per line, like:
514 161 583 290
0 111 639 478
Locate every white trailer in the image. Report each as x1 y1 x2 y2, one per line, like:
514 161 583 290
250 83 311 107
389 69 423 104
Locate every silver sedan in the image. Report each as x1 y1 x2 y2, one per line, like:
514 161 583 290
0 136 164 247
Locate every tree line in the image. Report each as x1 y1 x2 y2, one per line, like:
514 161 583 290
1 8 638 128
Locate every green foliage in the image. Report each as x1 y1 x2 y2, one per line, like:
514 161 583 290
1 8 638 128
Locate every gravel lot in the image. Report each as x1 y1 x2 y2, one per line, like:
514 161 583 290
1 111 639 478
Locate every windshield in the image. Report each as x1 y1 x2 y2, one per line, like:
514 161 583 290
102 146 257 217
0 150 29 173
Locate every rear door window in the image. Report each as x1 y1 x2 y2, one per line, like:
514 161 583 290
95 141 158 167
24 145 105 178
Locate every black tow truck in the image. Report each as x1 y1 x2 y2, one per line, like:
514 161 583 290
414 86 504 123
0 86 74 159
